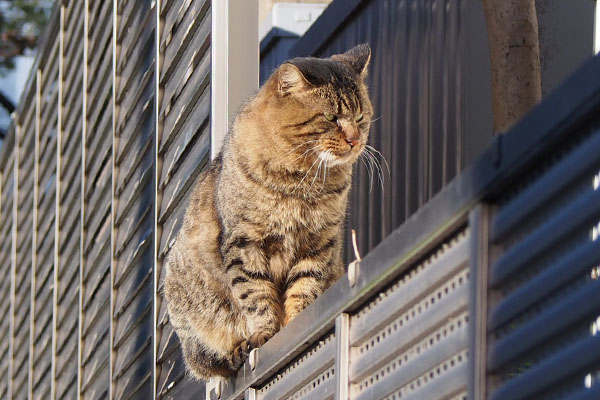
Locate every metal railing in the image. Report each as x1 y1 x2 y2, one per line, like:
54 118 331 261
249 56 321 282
0 0 599 399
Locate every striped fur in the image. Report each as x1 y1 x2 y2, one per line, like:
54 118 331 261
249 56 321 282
164 44 373 381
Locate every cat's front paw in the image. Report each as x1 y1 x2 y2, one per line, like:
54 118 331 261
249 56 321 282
248 331 273 349
230 340 252 370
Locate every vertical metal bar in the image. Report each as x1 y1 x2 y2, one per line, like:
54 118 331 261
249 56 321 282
244 387 257 400
210 0 259 158
30 69 42 400
210 0 228 159
153 0 161 397
110 0 118 398
334 313 350 400
9 123 19 400
52 7 65 400
79 1 89 398
468 204 491 400
0 170 2 395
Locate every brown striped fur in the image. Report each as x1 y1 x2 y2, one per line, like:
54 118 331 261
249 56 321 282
164 44 373 381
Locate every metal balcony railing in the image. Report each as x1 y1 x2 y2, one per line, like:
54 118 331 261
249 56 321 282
0 1 599 399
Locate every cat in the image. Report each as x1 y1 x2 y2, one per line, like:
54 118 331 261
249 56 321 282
164 44 373 381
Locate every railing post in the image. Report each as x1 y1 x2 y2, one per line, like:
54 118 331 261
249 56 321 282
154 1 161 399
210 0 259 159
52 6 65 400
335 313 350 400
468 204 492 400
244 387 257 400
79 0 89 398
110 1 118 399
9 123 19 400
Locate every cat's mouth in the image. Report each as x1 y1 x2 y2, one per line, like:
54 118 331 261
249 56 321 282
317 147 360 165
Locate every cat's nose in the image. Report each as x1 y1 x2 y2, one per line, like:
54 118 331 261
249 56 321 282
344 126 360 147
340 120 360 147
345 136 360 147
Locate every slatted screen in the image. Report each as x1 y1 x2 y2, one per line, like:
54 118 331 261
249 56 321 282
13 84 36 400
258 332 337 400
485 127 600 399
155 0 210 398
32 22 59 400
55 2 84 398
348 232 470 400
0 130 15 399
81 1 113 398
112 1 157 399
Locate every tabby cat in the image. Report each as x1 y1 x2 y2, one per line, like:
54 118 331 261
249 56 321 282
164 44 373 381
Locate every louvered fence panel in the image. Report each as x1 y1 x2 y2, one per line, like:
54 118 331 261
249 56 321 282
80 1 113 398
112 1 156 398
0 133 15 399
257 333 336 400
349 231 470 400
13 83 36 400
486 127 600 399
32 31 60 400
155 0 210 397
55 1 84 398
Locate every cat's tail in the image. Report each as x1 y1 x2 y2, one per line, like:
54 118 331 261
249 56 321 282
180 335 239 381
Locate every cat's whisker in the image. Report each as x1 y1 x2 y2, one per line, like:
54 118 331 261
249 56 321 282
310 158 324 192
283 140 320 157
368 152 385 191
319 155 329 193
292 157 320 194
369 115 383 124
365 145 391 177
363 152 377 192
360 155 374 193
291 144 322 163
363 148 384 191
322 158 328 188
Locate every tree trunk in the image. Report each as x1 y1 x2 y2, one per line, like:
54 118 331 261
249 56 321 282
482 0 542 133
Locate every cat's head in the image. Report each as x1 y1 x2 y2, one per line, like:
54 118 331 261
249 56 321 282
263 44 373 169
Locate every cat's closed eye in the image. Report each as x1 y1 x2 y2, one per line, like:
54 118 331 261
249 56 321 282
324 113 337 122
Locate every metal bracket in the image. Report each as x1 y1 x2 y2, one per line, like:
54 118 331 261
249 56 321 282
348 260 360 287
207 379 222 400
249 348 258 371
348 229 362 287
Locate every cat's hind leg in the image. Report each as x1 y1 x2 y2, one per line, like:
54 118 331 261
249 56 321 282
165 251 249 379
180 335 252 380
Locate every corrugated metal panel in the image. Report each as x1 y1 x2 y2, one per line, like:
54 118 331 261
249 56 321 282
55 2 84 399
112 0 156 398
13 84 36 400
484 126 600 400
0 131 15 399
155 0 210 397
290 0 470 262
80 1 112 398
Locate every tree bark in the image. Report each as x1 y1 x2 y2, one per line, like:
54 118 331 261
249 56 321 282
482 0 542 133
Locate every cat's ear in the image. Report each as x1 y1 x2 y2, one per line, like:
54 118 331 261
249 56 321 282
278 63 310 94
331 43 371 79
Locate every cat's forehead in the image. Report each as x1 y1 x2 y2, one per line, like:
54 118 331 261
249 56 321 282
290 57 359 89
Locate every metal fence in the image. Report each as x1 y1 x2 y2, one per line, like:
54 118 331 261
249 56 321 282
215 53 600 400
1 0 599 400
0 0 208 398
